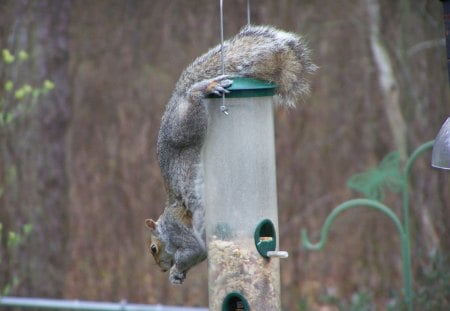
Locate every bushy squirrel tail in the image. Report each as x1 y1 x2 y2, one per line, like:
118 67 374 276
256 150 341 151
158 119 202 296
229 25 318 107
177 25 317 107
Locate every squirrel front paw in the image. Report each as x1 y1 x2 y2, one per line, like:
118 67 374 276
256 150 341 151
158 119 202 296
169 267 186 284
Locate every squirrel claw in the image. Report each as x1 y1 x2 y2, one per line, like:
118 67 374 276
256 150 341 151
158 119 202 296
207 77 233 96
219 78 233 88
212 86 230 96
190 76 233 97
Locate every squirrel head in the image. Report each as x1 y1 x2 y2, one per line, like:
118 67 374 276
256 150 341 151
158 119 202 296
145 219 174 272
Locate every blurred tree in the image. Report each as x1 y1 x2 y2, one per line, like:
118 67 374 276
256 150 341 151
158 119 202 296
0 0 71 297
366 0 408 160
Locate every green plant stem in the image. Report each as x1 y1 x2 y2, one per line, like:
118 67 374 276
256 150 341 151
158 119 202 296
400 140 434 311
301 199 403 250
301 141 435 311
301 198 410 310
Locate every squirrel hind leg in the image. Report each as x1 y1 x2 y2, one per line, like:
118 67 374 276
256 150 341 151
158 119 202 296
206 79 233 96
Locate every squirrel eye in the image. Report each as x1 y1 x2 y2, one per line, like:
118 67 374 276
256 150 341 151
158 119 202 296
150 244 158 254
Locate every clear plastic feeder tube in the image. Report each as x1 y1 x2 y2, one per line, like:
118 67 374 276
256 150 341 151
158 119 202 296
202 78 282 310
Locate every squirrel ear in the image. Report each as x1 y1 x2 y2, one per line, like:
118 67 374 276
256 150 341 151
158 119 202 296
145 219 157 231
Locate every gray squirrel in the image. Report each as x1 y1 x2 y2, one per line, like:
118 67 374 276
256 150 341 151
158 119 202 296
145 25 316 284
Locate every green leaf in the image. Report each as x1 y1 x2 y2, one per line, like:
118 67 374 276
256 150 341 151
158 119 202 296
347 151 402 201
7 231 21 249
14 89 26 99
43 79 55 91
14 84 32 99
32 89 41 99
5 112 14 124
22 84 32 94
18 50 29 61
22 224 33 236
2 49 15 64
4 80 13 92
0 112 14 125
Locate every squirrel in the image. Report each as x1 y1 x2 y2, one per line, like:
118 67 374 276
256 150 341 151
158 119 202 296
145 25 317 284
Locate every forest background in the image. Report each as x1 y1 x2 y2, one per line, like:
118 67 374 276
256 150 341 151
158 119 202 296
0 0 449 310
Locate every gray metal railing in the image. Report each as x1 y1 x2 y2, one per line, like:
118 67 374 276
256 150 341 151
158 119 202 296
0 297 208 311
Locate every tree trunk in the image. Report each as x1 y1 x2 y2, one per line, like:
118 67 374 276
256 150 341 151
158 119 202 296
0 0 71 297
366 0 408 160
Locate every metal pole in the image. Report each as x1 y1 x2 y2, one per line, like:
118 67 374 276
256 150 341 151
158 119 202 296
440 0 450 83
401 140 434 310
0 297 208 311
246 0 251 25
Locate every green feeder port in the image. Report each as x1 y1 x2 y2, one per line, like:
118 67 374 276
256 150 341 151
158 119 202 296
254 219 289 259
254 219 277 258
222 292 250 311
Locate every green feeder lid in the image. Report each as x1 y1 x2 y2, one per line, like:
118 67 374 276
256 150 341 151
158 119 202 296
208 77 277 98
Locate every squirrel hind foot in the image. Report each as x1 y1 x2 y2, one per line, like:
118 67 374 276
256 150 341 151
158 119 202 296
189 75 233 97
205 76 233 96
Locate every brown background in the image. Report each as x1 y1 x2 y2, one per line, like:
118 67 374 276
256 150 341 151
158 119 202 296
0 0 449 310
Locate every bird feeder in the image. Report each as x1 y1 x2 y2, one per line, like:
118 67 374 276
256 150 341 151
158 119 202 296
202 77 288 311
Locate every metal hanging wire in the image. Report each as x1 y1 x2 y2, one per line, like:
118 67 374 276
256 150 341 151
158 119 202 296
219 0 228 114
218 0 252 114
247 0 251 25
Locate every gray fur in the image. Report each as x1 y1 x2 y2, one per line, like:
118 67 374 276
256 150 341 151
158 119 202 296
146 25 316 284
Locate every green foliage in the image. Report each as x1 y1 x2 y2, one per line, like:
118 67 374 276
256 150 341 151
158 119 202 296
0 48 53 297
416 253 450 310
43 79 55 91
1 48 43 297
317 290 375 311
296 255 450 311
380 258 450 311
4 80 13 92
2 49 15 64
297 296 308 311
14 84 32 100
0 48 55 127
18 50 28 61
0 222 33 296
347 151 403 201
